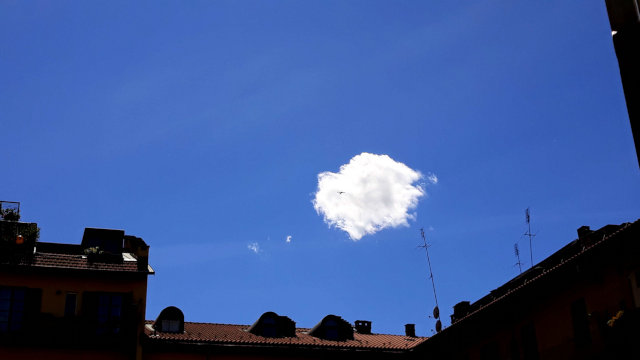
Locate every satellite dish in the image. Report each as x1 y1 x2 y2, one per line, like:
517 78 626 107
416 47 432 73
435 320 442 333
433 306 440 319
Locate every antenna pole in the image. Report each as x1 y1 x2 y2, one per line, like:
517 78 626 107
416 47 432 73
525 208 535 268
514 243 523 274
420 228 439 309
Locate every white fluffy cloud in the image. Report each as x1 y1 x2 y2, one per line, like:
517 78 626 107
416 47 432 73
313 153 429 240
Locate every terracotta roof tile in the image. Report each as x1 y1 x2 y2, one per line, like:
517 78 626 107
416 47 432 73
2 252 150 273
144 321 427 350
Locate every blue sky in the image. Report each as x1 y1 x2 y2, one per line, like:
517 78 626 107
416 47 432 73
2 1 639 336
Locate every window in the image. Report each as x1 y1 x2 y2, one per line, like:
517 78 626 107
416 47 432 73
64 293 77 317
96 293 123 335
83 292 130 337
247 311 295 338
308 315 353 341
161 319 180 333
0 287 25 332
262 316 277 337
324 319 338 340
154 306 185 334
571 298 591 346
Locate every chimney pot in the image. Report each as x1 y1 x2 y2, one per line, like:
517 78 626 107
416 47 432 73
405 324 416 337
354 320 371 334
451 301 471 323
577 226 592 240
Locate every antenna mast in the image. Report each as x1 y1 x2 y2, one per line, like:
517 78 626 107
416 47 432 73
524 208 536 268
419 228 442 332
514 243 523 274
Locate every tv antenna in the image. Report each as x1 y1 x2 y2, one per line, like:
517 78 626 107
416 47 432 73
514 243 523 274
524 207 536 268
419 228 442 332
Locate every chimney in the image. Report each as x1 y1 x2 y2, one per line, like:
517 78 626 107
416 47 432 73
405 324 416 337
124 235 150 272
577 225 597 247
577 226 592 240
451 301 471 324
354 320 371 334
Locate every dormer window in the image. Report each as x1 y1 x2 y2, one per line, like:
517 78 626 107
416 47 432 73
248 311 296 338
161 319 180 333
262 315 277 337
154 306 184 333
309 315 354 341
324 318 338 340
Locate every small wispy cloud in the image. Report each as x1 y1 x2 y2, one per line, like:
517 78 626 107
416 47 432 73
313 152 431 241
286 235 292 243
247 242 260 254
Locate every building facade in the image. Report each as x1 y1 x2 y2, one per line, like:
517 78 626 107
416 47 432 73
143 310 427 360
3 205 639 359
416 220 640 360
0 210 426 360
1 221 153 360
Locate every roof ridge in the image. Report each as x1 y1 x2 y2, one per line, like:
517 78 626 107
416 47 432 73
441 219 639 331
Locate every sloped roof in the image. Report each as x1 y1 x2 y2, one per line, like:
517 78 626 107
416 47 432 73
144 321 427 351
444 219 639 330
22 252 149 272
0 242 153 274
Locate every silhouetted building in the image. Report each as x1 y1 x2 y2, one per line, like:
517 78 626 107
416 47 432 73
416 220 640 360
143 310 427 360
0 222 153 360
4 204 639 360
605 0 640 166
0 208 427 360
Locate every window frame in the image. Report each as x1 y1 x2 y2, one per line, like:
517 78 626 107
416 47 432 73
64 292 78 318
95 292 124 335
0 286 27 333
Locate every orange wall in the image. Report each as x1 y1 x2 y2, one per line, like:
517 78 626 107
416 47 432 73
1 271 147 317
1 270 149 360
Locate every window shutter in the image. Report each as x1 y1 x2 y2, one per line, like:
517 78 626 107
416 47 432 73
25 288 42 328
82 291 99 331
